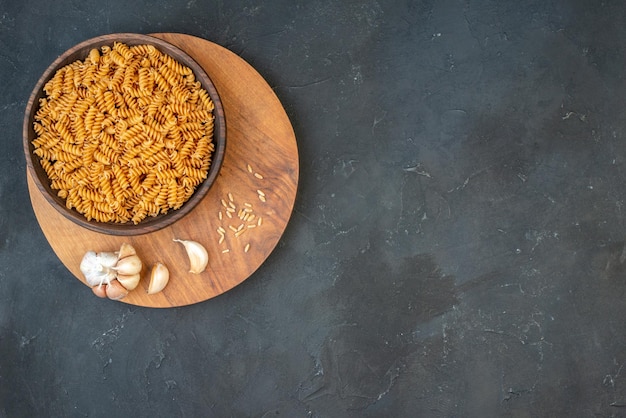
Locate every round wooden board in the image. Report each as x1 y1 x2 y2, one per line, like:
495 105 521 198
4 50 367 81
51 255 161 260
26 33 299 308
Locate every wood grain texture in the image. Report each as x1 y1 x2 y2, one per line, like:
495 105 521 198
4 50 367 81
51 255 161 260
26 33 299 308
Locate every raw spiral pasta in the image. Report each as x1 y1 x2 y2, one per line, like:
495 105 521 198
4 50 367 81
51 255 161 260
32 41 216 224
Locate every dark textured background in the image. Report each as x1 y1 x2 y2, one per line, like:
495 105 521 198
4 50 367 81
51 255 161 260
2 0 626 416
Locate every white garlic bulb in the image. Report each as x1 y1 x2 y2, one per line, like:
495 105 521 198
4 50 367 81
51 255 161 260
80 251 118 287
80 243 143 300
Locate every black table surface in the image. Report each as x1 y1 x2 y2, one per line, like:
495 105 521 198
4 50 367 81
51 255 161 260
2 1 626 416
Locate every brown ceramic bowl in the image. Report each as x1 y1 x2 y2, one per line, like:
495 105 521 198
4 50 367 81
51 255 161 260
23 33 226 236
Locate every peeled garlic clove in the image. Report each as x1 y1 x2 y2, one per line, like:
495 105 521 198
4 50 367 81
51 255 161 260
117 273 141 291
92 284 107 298
115 254 142 276
148 262 170 294
117 243 137 259
105 280 128 300
173 239 208 274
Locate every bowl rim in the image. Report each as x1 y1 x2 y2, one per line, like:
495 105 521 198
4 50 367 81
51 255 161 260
23 33 226 236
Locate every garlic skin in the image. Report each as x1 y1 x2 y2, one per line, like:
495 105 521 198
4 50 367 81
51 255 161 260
117 242 137 259
92 284 108 298
116 273 141 291
80 251 118 287
115 254 142 276
106 280 129 300
173 239 208 274
147 262 170 294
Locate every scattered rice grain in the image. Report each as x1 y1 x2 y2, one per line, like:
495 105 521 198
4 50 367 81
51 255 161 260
228 192 234 202
222 249 230 253
244 243 250 253
247 164 253 173
254 173 263 179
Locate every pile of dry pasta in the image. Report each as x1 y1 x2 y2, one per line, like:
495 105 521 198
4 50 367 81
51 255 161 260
31 42 215 224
